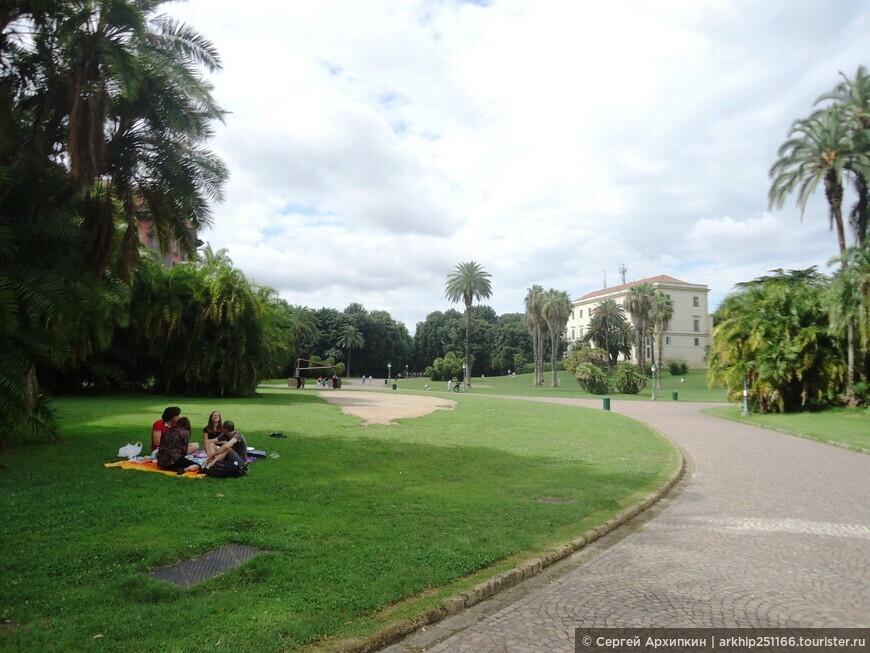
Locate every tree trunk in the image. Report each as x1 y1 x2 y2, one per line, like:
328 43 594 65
550 329 559 387
465 301 472 387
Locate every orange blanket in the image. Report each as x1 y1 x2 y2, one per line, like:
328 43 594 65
105 460 206 479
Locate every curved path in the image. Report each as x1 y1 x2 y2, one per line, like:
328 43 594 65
384 397 870 652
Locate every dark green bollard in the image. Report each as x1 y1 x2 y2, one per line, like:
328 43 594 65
672 391 678 401
603 397 611 411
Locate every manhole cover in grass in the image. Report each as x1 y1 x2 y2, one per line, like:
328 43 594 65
151 544 262 587
536 497 572 504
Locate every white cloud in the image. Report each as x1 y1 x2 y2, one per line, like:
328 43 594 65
165 0 868 328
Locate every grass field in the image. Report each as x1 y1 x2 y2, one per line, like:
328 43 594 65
703 405 870 453
267 368 728 403
0 389 679 652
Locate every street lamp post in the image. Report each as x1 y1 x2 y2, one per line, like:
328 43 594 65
387 362 392 385
405 364 408 379
462 362 467 390
651 365 657 401
741 375 750 416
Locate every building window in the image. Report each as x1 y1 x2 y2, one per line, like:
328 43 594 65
694 338 699 346
693 319 700 332
570 310 574 320
693 296 699 307
665 336 671 345
571 328 575 340
579 309 583 318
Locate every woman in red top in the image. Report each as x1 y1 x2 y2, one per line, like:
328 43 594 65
151 406 181 452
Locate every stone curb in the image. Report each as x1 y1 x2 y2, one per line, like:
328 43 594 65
333 450 687 653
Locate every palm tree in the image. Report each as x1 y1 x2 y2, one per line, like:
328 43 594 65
769 108 866 401
3 1 228 277
287 306 320 373
624 283 655 371
769 108 858 257
524 284 545 386
816 66 870 248
651 292 675 388
336 325 364 378
583 299 633 367
541 289 572 387
444 261 492 387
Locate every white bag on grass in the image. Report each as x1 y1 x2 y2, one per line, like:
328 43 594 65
117 442 143 459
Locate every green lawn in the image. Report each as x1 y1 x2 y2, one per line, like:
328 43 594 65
270 368 727 403
1 389 679 652
703 405 870 453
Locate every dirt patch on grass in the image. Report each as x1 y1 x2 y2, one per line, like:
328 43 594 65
319 390 456 425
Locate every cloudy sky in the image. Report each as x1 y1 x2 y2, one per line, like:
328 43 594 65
166 0 868 329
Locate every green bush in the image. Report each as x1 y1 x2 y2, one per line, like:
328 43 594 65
612 362 647 394
573 362 610 394
667 359 689 375
428 351 465 381
564 347 610 375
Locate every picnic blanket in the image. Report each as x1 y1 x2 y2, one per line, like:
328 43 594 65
104 459 206 478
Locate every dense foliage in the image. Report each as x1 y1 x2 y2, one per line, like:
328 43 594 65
1 1 228 434
709 269 847 413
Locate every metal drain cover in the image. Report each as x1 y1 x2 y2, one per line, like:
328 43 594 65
151 544 262 587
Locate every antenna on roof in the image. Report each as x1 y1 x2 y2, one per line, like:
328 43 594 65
619 263 627 285
603 269 607 289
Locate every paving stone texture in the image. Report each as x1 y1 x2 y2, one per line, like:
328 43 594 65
383 399 870 652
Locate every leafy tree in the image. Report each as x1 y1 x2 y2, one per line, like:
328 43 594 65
336 325 364 378
490 313 535 374
541 289 572 387
708 268 845 412
624 283 655 371
444 261 492 386
524 284 546 386
426 351 465 382
287 305 320 374
0 1 226 431
583 299 633 367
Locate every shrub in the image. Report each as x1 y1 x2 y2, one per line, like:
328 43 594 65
573 362 610 394
667 359 689 376
564 347 610 375
612 362 646 394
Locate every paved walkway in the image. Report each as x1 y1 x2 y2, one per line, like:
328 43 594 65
384 398 870 652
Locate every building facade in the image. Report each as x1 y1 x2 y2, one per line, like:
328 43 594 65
565 275 711 368
137 219 190 268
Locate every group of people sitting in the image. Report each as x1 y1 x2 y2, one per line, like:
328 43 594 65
151 407 248 475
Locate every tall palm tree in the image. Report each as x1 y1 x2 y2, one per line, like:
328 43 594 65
287 305 320 373
769 108 858 256
541 289 572 387
524 284 545 386
336 325 364 378
3 0 228 277
444 261 492 387
583 299 633 367
769 108 866 401
651 292 675 388
816 66 870 248
624 283 655 371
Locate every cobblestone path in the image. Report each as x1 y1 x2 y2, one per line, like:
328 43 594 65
384 399 869 652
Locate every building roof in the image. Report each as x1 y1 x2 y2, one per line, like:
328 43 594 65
576 275 696 302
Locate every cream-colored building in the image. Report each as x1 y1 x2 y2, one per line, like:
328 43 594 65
565 275 711 368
